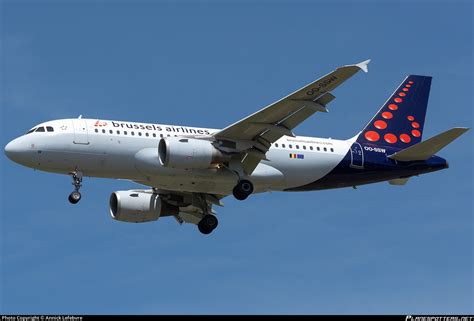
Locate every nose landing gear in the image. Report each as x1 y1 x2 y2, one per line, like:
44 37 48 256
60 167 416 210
68 171 83 204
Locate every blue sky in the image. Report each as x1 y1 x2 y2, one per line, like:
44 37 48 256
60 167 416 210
1 0 472 314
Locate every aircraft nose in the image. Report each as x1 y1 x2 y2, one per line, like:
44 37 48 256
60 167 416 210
5 140 16 159
4 138 28 163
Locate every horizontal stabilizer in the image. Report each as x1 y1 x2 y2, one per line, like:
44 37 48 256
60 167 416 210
388 127 469 161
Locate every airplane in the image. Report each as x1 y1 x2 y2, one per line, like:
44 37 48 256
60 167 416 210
4 60 469 235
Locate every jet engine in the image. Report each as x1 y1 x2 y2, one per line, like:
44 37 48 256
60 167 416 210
109 190 179 223
158 137 229 169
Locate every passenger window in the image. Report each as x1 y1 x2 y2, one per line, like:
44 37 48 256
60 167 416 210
330 148 334 152
117 130 120 134
282 144 286 148
324 147 327 152
131 132 135 136
36 127 45 132
289 144 293 149
102 129 106 133
138 132 142 136
153 133 156 137
310 146 313 150
317 147 320 151
109 130 113 134
167 134 170 137
160 134 163 138
145 133 149 137
124 131 128 135
46 126 54 132
275 143 278 147
95 129 99 133
303 146 306 150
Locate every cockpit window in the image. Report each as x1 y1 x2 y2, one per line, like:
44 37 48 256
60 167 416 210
26 126 52 134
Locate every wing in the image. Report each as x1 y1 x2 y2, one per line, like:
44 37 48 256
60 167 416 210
214 59 370 174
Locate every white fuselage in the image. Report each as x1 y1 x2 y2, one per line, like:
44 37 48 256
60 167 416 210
5 118 353 195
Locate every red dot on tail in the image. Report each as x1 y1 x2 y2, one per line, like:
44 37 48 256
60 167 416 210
406 84 412 88
407 115 415 121
400 134 411 143
382 111 393 119
365 131 380 142
374 120 387 129
399 92 406 97
412 129 421 137
408 81 414 84
402 88 409 92
384 133 398 144
412 122 420 128
388 104 398 110
394 97 403 103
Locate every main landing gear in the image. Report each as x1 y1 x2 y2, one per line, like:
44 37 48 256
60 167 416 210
198 214 219 235
196 179 254 235
68 171 83 204
232 179 254 201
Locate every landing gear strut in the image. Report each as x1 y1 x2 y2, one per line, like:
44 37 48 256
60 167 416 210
68 171 83 204
232 179 254 201
198 214 219 235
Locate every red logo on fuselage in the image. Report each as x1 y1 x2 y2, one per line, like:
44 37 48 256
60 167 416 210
94 120 108 127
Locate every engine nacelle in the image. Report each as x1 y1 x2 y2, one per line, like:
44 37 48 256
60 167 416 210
158 137 228 169
109 191 179 223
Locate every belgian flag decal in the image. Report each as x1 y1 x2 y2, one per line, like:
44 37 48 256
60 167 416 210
289 153 304 159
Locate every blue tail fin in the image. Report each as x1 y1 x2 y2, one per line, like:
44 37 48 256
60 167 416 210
357 75 432 148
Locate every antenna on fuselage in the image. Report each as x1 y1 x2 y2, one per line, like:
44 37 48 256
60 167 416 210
78 115 82 119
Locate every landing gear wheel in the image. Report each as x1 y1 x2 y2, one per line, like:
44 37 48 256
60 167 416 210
68 171 83 204
232 179 254 201
198 215 219 235
68 191 81 204
232 186 247 201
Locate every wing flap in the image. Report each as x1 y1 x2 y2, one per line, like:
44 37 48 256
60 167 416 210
315 92 336 107
242 154 262 175
388 178 410 185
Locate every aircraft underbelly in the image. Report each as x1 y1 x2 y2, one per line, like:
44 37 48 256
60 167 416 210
135 147 348 194
135 162 284 195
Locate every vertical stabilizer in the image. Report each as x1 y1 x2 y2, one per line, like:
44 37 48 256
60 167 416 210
357 75 432 148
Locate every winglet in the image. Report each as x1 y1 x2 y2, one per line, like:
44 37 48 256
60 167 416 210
355 59 371 73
